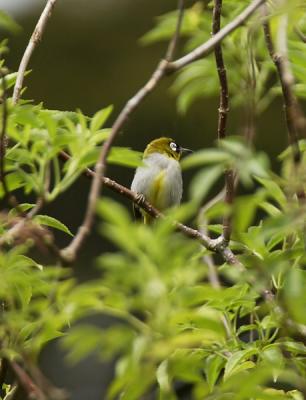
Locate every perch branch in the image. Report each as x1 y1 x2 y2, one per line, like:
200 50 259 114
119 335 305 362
12 0 58 104
60 0 185 261
262 4 305 201
58 151 243 268
212 0 234 243
168 0 266 71
62 0 265 261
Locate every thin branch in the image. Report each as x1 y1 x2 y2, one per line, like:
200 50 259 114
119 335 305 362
12 0 58 104
0 72 9 197
168 0 266 71
60 0 185 261
294 26 306 43
165 0 184 61
58 151 243 268
212 0 234 244
62 0 265 262
10 361 46 400
3 383 17 400
0 199 45 247
262 4 306 201
212 0 229 141
244 28 257 145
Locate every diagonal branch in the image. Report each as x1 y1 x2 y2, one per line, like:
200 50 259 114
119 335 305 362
212 0 234 243
60 0 185 261
294 26 306 43
12 0 58 104
57 151 243 268
61 0 265 261
168 0 266 71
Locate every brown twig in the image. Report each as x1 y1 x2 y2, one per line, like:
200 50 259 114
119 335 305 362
168 0 266 72
12 0 58 104
10 361 46 400
0 72 9 197
212 0 229 141
61 0 266 262
58 151 243 268
60 0 186 262
262 5 305 201
212 0 234 244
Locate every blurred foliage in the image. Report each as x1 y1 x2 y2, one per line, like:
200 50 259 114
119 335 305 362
1 1 306 399
142 0 306 114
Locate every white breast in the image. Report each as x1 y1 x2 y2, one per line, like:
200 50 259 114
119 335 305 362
131 153 183 210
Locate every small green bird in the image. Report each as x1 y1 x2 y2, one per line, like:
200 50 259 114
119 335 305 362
131 137 192 224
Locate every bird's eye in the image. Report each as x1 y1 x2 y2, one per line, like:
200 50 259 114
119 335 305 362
169 142 178 152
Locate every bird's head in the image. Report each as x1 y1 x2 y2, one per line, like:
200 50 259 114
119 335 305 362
143 137 192 161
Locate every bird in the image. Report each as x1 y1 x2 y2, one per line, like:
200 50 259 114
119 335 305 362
131 137 192 224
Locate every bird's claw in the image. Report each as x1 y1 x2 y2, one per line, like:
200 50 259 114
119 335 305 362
135 193 146 206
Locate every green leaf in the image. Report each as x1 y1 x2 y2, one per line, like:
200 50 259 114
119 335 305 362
181 149 231 170
0 11 21 33
189 165 224 203
224 348 258 380
205 354 226 392
90 105 113 132
284 268 306 325
255 176 286 208
156 360 176 400
34 215 73 236
107 147 143 168
8 203 36 217
0 171 25 197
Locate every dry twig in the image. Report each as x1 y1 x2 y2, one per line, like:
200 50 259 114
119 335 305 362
58 151 243 268
0 72 9 198
12 0 58 104
262 4 305 201
212 0 234 243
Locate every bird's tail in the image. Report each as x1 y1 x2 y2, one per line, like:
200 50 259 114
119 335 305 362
144 213 154 225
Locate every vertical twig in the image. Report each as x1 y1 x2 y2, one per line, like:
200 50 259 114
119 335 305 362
13 0 58 104
60 0 185 262
244 29 257 145
0 72 9 197
262 4 305 201
212 0 234 243
212 0 229 141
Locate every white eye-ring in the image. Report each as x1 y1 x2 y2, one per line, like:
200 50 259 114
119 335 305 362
170 142 177 151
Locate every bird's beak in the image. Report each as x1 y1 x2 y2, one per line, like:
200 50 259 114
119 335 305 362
180 147 193 154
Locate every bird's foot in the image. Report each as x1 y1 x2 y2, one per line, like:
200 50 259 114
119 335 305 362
135 193 146 206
